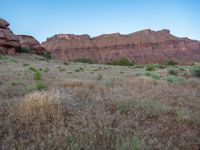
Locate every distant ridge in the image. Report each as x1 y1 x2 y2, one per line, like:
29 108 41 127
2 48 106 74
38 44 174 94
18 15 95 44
41 29 200 65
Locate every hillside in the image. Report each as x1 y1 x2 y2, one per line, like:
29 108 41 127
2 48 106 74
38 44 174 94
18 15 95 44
0 53 200 149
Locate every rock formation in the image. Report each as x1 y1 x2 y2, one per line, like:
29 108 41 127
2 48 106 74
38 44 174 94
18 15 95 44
0 18 20 54
42 29 200 64
18 35 47 55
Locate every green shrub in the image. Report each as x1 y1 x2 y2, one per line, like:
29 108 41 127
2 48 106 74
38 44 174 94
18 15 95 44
0 54 6 60
120 133 145 150
163 76 185 83
23 63 30 66
43 68 49 73
74 58 94 64
117 103 130 115
18 47 32 53
165 60 178 66
190 65 200 77
146 65 156 71
63 62 69 65
35 81 46 91
43 52 52 60
168 68 179 76
145 71 160 80
33 71 42 81
29 66 37 72
107 57 134 66
96 74 103 80
157 64 167 69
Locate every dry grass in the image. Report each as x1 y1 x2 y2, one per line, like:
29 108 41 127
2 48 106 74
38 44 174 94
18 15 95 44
0 54 200 149
12 91 62 124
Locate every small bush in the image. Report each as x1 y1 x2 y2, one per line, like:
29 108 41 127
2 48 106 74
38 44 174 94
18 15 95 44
74 58 94 64
145 71 160 80
13 91 60 123
35 81 46 91
43 52 52 60
29 66 37 72
43 68 49 73
18 47 32 53
33 71 42 81
168 68 179 76
107 57 134 66
120 133 145 150
165 60 178 66
23 63 30 66
190 65 200 77
96 74 103 80
64 62 69 65
117 103 129 115
146 65 156 71
163 76 185 83
157 64 167 69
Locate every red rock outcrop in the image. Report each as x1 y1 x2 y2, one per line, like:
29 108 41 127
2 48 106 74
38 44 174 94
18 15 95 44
41 29 200 64
0 18 20 54
18 35 47 55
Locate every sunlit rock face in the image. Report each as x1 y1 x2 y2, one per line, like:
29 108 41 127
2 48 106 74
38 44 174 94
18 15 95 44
0 18 20 55
42 29 200 65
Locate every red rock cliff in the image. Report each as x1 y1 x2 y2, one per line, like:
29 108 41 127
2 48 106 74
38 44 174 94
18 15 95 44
0 19 20 55
41 29 200 64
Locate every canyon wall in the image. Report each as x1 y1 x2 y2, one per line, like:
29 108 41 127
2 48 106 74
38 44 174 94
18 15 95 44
41 29 200 64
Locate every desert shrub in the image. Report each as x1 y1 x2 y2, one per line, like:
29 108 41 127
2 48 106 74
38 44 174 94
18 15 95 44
163 76 185 83
119 133 145 150
13 91 61 123
43 52 52 60
35 81 46 91
146 65 156 71
43 68 49 73
145 71 160 80
63 62 69 65
190 65 200 77
157 64 167 69
107 57 135 66
135 100 172 118
0 54 3 60
18 47 32 53
23 63 30 66
133 64 144 68
176 66 186 71
174 108 200 123
168 68 179 76
96 74 103 80
165 60 178 66
117 102 130 115
33 71 42 81
29 66 37 72
74 58 94 64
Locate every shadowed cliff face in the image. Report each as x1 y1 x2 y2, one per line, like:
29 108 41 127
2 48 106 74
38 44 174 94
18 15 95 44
41 29 200 64
18 35 47 55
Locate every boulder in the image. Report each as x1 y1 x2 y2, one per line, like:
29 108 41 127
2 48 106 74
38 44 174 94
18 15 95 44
18 35 47 55
0 18 20 54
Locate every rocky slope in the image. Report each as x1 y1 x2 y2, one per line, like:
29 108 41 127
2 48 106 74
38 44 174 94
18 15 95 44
0 18 20 54
18 35 47 55
42 29 200 64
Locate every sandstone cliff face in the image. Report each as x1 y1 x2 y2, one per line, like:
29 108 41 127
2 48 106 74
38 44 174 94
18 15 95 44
18 35 47 55
41 29 200 64
0 19 20 54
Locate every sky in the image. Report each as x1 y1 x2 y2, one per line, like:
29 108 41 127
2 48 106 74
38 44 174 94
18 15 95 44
1 0 200 42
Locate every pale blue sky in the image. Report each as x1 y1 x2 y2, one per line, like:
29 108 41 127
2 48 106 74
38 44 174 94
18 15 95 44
1 0 200 42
